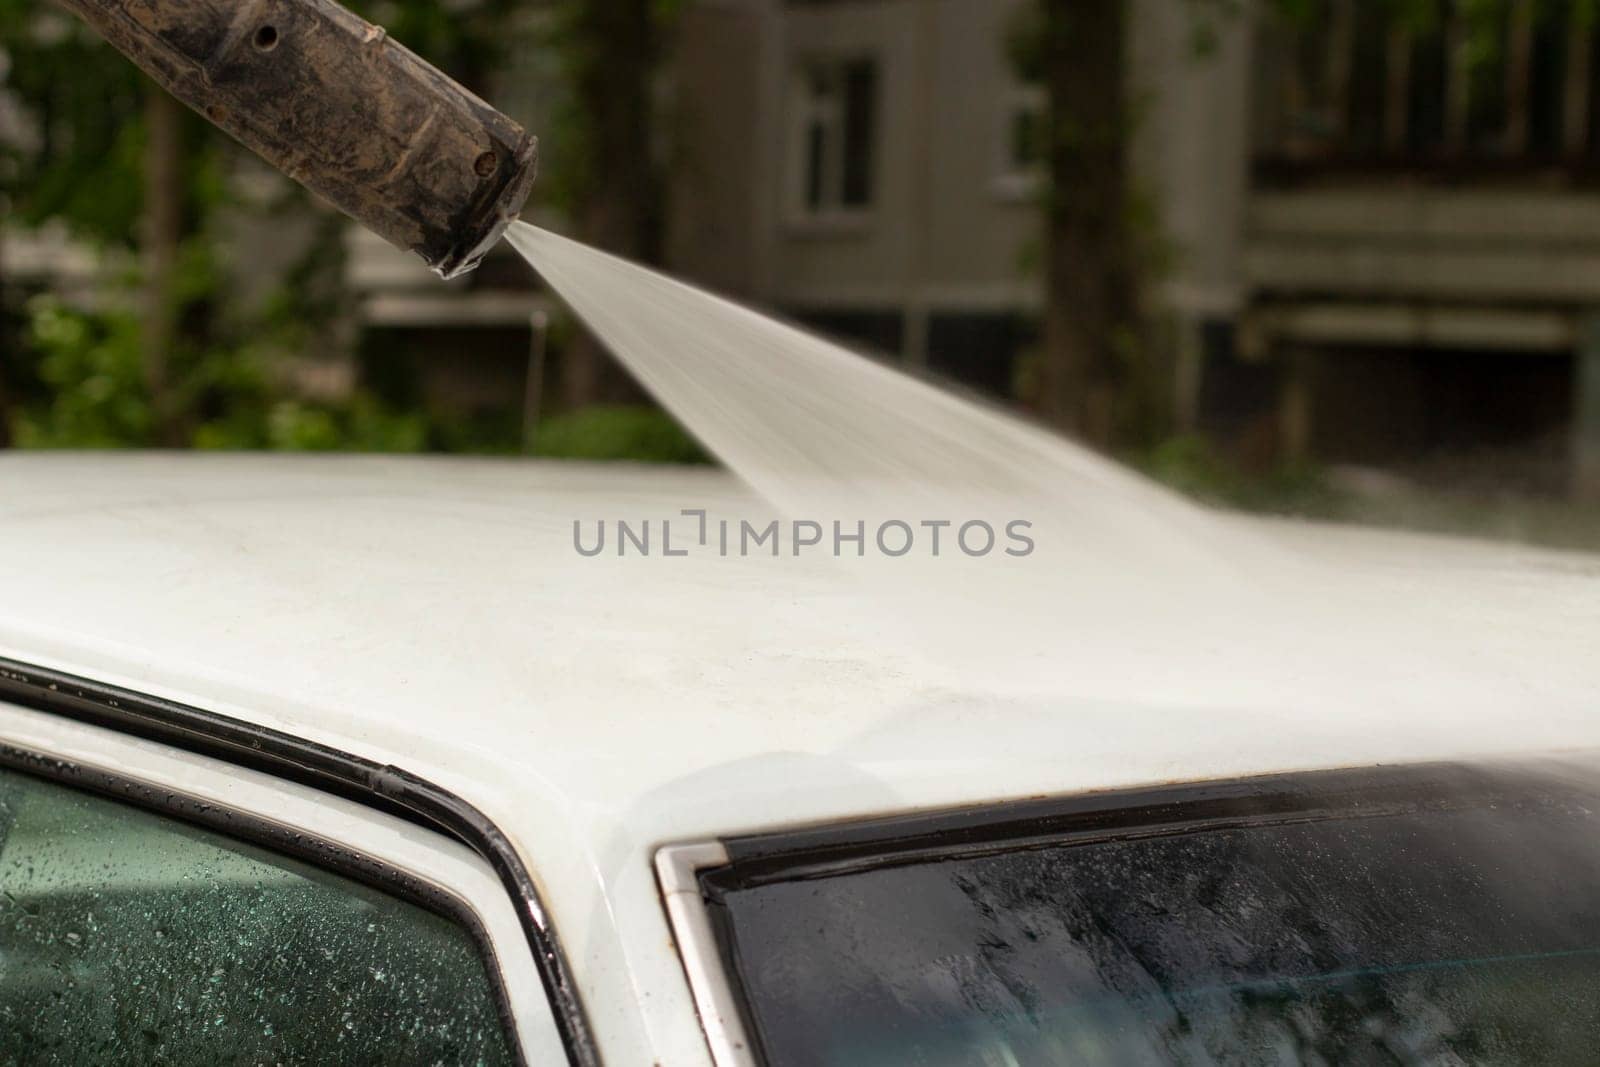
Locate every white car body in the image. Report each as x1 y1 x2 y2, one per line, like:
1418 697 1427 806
2 452 1598 1064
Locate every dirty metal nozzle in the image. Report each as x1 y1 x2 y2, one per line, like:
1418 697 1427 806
56 0 538 278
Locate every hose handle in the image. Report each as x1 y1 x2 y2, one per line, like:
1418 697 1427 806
58 0 538 277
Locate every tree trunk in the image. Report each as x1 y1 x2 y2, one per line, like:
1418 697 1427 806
560 0 664 410
1039 0 1133 448
0 223 11 448
142 82 185 445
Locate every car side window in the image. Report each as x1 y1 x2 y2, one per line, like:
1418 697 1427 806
0 766 516 1064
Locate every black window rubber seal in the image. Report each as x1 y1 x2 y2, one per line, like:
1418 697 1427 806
705 757 1565 889
0 655 599 1067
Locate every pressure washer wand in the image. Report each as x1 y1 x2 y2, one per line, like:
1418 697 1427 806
56 0 538 278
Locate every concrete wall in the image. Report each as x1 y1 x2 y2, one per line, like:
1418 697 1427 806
666 0 1041 363
665 0 770 299
1246 190 1600 305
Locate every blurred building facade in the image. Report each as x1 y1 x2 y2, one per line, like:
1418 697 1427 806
1242 2 1600 500
12 0 1600 497
665 0 1040 400
655 0 1600 499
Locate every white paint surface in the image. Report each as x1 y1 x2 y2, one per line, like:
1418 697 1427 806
2 452 1599 1062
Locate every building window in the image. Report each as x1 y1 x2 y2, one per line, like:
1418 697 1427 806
994 85 1046 200
1256 2 1600 174
792 57 878 217
1008 88 1045 170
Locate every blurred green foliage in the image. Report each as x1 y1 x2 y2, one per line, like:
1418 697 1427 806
0 2 146 243
539 0 683 226
533 405 708 464
1135 435 1337 517
1137 433 1600 554
1 0 694 462
14 291 429 451
13 299 150 447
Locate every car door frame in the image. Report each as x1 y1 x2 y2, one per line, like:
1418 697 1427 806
0 654 596 1067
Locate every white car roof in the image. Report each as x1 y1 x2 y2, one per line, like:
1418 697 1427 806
3 451 1598 1062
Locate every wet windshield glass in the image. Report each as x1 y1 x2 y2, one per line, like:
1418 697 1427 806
711 773 1600 1065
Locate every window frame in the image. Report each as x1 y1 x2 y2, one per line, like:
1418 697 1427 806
991 82 1046 202
0 657 591 1066
784 51 880 231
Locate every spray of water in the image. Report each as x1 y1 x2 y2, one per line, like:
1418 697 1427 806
508 221 1600 759
507 222 1234 573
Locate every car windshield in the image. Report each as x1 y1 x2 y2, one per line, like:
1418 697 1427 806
707 767 1600 1065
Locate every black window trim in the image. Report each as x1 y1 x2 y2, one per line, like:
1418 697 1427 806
705 758 1556 890
0 654 598 1067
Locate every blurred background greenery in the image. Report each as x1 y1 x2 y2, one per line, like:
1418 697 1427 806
5 0 1600 551
0 0 703 461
